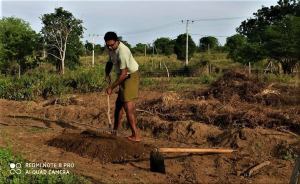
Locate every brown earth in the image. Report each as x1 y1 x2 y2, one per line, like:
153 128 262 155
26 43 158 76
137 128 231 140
0 70 299 183
47 129 152 164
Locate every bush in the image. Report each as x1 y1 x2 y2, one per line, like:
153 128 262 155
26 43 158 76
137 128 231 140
0 64 106 100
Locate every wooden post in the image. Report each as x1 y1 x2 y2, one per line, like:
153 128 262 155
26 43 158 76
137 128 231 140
163 61 169 78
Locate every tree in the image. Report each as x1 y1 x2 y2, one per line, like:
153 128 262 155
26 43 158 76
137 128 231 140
132 43 146 55
41 7 84 74
84 41 103 56
236 0 300 74
174 34 196 61
0 17 40 75
199 36 219 52
264 15 300 73
154 37 175 56
225 34 247 63
84 41 93 55
225 34 267 65
94 44 103 56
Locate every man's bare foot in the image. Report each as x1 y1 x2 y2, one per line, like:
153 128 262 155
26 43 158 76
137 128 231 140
127 135 141 142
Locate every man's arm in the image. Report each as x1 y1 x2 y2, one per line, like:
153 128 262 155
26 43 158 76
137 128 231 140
105 61 113 83
106 68 128 95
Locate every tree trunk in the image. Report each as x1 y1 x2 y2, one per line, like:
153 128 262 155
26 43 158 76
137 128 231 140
61 60 64 75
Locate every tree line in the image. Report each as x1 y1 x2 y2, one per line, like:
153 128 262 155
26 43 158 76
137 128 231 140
0 0 299 75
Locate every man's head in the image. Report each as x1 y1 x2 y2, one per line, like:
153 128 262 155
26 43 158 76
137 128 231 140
104 32 119 50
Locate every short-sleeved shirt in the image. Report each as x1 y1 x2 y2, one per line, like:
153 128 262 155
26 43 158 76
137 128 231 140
108 41 139 75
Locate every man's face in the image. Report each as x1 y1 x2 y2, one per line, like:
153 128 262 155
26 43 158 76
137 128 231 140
106 40 118 51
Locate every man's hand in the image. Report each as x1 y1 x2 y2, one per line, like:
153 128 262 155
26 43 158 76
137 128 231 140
106 87 113 95
105 75 111 84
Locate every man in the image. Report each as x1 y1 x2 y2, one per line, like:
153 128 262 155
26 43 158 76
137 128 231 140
104 31 141 142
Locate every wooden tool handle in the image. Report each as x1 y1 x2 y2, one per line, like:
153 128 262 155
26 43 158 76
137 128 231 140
107 95 112 127
158 148 235 153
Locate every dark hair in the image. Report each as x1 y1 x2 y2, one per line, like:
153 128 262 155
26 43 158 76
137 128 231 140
104 32 118 42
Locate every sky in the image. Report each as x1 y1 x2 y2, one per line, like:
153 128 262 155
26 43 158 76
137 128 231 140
1 0 279 46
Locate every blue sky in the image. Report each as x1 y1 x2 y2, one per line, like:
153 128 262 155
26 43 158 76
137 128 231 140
1 0 278 46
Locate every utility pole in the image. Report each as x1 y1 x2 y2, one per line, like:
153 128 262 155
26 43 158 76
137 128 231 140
182 20 194 66
88 34 99 67
92 36 95 67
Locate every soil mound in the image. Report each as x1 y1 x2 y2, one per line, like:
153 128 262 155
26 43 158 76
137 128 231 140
200 70 299 106
204 70 265 102
47 130 152 163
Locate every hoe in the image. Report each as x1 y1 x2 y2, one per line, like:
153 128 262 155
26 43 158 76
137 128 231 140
150 147 235 173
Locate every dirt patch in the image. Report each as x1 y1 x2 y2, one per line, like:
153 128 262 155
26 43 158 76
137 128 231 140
205 70 266 103
140 95 300 134
0 89 299 183
138 71 300 135
184 70 299 106
47 130 153 164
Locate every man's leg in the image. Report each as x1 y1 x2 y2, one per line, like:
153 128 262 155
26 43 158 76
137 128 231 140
113 97 124 133
124 101 140 141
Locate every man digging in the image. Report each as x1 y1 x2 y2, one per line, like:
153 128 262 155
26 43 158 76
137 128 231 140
104 31 141 142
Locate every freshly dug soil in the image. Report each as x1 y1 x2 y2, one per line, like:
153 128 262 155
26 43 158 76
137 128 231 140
47 130 153 163
186 70 299 106
138 70 300 134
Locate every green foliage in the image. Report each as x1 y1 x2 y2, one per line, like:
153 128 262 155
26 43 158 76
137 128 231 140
84 41 93 55
154 37 175 56
226 35 266 65
0 65 105 100
65 66 105 93
94 44 103 56
225 34 246 51
84 41 103 56
0 147 91 184
174 34 196 60
140 75 218 92
264 15 300 73
132 43 147 55
235 0 300 74
199 36 219 52
41 7 84 74
0 17 40 74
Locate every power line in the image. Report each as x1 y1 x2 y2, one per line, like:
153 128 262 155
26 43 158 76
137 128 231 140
193 17 247 22
119 20 180 36
85 17 245 38
190 33 231 37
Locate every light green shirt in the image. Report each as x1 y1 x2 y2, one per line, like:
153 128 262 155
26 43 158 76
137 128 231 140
109 42 139 75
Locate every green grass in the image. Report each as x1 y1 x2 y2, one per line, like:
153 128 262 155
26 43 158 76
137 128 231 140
0 147 91 184
261 73 299 85
140 74 219 92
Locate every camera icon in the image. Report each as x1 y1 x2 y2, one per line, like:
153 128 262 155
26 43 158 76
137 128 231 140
9 163 22 174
